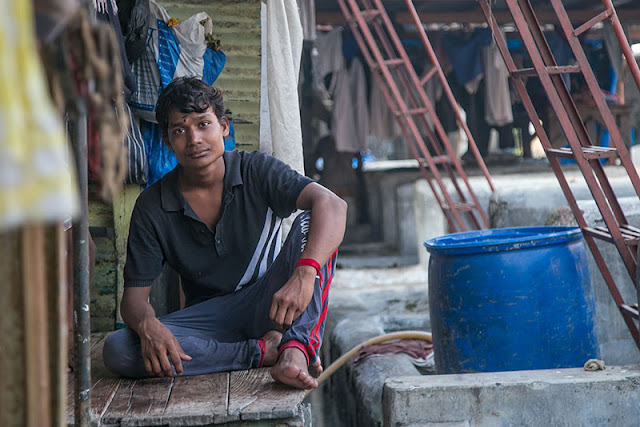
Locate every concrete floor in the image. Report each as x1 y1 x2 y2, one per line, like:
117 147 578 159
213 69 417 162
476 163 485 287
310 155 640 426
312 260 640 426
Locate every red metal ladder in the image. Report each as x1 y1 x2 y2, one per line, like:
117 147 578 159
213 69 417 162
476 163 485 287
337 0 494 232
478 0 640 350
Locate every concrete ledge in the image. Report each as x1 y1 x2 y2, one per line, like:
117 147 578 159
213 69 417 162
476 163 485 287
384 366 640 427
323 314 426 427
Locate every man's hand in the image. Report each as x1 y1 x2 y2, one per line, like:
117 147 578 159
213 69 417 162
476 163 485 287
270 266 317 330
138 317 192 377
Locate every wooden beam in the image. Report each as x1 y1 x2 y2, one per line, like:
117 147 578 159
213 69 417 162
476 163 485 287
0 230 27 425
45 225 67 427
22 225 51 427
317 8 640 25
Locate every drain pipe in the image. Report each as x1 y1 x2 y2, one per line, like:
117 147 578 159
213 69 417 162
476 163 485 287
305 331 433 398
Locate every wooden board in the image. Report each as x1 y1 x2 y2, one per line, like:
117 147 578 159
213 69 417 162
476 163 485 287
66 333 306 426
67 332 122 425
161 373 231 426
228 369 305 421
104 377 173 426
88 333 121 422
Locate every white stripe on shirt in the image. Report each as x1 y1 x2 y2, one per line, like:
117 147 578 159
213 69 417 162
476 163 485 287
235 208 282 291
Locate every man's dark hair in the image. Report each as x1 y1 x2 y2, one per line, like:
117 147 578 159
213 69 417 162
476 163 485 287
156 76 225 134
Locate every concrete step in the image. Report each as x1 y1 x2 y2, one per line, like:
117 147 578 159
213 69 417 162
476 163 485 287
384 366 640 427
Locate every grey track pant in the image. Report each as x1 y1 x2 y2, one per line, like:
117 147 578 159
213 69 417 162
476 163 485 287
102 211 337 378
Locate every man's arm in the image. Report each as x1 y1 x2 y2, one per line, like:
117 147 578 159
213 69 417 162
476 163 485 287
121 286 191 377
269 182 347 329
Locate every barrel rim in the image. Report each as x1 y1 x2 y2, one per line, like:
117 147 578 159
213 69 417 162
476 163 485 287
424 226 583 255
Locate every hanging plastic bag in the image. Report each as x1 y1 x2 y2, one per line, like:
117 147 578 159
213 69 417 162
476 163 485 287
129 0 214 122
224 110 236 151
140 119 177 187
203 47 226 85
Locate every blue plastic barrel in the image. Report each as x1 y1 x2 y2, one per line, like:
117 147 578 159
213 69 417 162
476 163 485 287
424 226 600 374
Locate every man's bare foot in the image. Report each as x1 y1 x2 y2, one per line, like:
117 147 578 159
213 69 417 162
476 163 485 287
270 347 317 389
309 356 323 378
261 330 282 367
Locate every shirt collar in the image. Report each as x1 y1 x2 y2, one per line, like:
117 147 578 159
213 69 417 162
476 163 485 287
160 152 244 212
160 166 183 212
223 150 243 189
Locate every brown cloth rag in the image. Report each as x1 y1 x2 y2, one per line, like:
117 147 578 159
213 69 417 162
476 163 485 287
353 339 434 363
584 359 606 371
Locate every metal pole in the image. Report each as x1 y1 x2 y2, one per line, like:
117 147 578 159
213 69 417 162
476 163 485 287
71 112 92 426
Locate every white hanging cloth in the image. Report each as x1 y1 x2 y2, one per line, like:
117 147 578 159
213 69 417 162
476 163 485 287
483 37 513 127
264 0 305 174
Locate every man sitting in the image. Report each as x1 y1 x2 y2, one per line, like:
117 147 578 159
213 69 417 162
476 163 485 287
102 77 347 389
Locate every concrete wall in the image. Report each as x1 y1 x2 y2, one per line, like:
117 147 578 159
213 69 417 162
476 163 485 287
384 366 640 427
578 197 640 365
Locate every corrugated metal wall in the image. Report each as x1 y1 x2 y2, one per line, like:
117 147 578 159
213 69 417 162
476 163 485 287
160 1 262 151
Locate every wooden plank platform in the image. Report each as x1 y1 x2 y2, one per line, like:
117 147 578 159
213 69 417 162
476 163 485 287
67 333 307 426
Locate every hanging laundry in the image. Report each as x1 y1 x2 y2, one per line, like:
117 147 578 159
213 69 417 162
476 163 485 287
296 0 316 42
330 58 370 153
0 0 78 230
330 68 359 153
129 0 218 123
94 0 136 100
348 58 369 152
419 63 444 131
546 31 574 89
265 0 304 173
369 77 398 140
116 0 150 65
423 64 443 105
483 36 513 127
315 27 345 89
443 28 493 94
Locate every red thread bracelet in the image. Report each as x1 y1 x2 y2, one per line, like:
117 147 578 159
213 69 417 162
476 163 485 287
296 258 323 283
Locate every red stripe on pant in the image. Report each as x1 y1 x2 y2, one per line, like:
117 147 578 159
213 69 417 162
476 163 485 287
308 250 337 356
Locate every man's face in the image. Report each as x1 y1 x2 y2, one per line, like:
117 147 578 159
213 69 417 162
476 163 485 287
163 106 229 170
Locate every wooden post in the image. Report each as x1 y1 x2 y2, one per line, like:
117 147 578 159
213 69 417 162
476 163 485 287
113 184 142 328
0 225 64 427
0 229 27 426
46 225 67 426
22 225 52 427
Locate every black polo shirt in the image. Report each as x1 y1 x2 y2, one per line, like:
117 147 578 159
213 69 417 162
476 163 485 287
124 150 313 306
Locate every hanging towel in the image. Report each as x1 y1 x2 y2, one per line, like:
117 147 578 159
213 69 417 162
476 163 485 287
483 37 513 127
348 58 369 152
330 68 359 153
369 78 398 140
315 27 345 79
